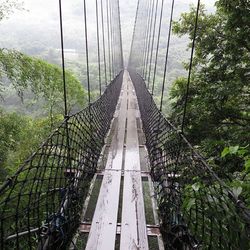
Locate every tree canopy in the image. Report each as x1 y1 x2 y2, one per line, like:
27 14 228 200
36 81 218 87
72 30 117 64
170 1 249 169
0 49 87 117
166 6 250 246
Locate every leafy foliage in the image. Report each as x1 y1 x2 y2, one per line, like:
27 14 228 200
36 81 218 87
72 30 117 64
0 50 87 186
170 1 250 175
0 108 63 184
182 180 250 249
0 49 87 117
165 1 250 248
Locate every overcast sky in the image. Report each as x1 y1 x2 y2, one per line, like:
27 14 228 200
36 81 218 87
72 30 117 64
0 0 216 64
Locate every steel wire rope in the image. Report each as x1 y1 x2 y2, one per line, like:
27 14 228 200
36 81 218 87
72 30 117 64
59 0 71 174
135 0 145 74
171 0 201 231
82 0 95 174
83 0 91 105
142 0 153 79
108 0 115 79
114 1 118 74
117 0 124 70
172 0 201 204
150 0 175 182
59 0 68 117
181 0 201 133
38 1 73 247
139 0 149 76
159 0 175 112
147 0 159 89
115 0 123 73
110 0 115 76
95 0 102 96
151 0 164 96
145 0 156 88
128 0 140 68
128 1 250 247
106 0 112 82
168 0 245 218
138 0 149 75
100 0 108 87
135 1 144 74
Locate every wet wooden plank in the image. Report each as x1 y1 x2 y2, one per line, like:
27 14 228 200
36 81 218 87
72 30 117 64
80 222 161 237
85 72 127 250
120 75 149 250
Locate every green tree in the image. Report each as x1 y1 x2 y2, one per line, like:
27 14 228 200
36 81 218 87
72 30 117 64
170 1 250 175
0 49 87 123
0 108 63 183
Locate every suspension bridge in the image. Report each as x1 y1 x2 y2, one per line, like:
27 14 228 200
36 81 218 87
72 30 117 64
0 0 249 249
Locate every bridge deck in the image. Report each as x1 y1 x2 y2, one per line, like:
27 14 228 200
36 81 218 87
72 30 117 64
78 71 163 250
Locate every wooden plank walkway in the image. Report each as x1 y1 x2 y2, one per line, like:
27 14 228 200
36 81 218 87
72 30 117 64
85 73 128 250
120 77 148 249
83 70 162 250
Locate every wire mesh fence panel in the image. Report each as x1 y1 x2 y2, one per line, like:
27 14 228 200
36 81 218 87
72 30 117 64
0 72 123 250
130 70 250 250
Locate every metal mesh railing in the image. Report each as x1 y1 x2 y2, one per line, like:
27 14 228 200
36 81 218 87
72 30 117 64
130 70 250 250
0 72 123 250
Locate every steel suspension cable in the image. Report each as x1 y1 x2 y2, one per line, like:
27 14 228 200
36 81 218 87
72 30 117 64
145 0 156 88
108 0 114 78
139 0 149 76
142 0 153 79
147 0 159 88
58 0 68 117
58 0 72 222
114 0 120 72
153 0 174 173
128 0 140 67
181 0 201 133
95 0 102 96
159 0 175 112
151 0 164 96
83 0 91 105
136 0 145 74
100 0 108 86
134 1 143 73
117 0 124 70
109 0 115 79
138 0 149 75
106 0 112 82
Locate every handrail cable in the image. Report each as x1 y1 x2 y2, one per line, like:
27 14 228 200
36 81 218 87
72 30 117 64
0 1 125 248
128 0 250 248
